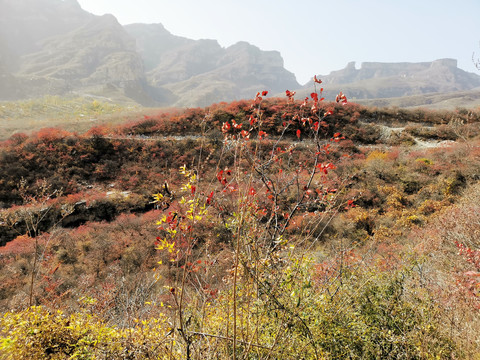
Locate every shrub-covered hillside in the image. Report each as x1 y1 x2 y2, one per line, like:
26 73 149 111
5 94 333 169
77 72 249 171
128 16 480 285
1 91 480 359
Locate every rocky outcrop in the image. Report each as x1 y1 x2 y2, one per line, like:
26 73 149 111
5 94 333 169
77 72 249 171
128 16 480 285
20 15 138 79
0 196 156 247
1 0 478 108
2 10 164 105
155 41 300 107
306 59 480 101
0 0 93 62
125 25 300 107
124 23 194 72
0 1 300 107
148 39 225 86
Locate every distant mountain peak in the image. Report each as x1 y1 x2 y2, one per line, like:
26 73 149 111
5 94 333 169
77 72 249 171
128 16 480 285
1 0 477 108
302 58 480 102
430 58 457 68
0 0 299 107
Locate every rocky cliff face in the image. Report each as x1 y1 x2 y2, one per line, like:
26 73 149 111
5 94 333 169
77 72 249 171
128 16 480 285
19 15 142 82
10 12 155 104
125 26 300 107
0 0 93 62
153 41 300 107
0 0 300 106
124 23 194 73
309 59 480 100
1 1 478 107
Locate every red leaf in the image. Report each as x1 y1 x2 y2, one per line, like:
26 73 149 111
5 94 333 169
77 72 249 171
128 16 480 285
336 92 347 104
222 122 231 133
286 90 296 99
296 129 301 139
231 119 242 129
206 191 214 204
314 75 322 84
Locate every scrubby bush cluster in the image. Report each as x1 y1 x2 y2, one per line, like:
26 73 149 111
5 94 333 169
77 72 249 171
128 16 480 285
1 89 480 358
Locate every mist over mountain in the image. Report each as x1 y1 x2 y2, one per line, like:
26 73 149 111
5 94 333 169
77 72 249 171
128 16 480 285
1 0 479 108
0 0 92 64
122 24 300 107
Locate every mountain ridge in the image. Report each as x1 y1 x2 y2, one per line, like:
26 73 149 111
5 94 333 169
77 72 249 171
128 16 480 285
292 59 480 107
1 0 479 108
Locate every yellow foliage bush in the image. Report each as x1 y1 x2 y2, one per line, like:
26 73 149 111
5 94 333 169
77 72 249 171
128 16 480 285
0 307 171 359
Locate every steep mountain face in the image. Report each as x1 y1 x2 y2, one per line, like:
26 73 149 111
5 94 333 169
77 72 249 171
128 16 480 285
0 66 20 100
8 12 156 105
0 1 300 107
18 14 148 97
0 0 93 63
1 0 478 108
125 25 300 107
156 41 300 107
124 23 194 72
307 59 480 101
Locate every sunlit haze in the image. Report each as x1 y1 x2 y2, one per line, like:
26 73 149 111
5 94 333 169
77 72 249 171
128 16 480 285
75 0 480 84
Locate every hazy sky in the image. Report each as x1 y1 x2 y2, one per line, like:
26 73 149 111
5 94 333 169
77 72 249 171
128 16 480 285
76 0 480 84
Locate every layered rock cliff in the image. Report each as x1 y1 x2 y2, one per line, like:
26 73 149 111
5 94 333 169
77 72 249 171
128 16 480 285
1 0 479 108
0 0 300 106
308 59 480 100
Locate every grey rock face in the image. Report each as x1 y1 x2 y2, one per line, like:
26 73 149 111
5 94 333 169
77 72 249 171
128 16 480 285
306 59 480 101
2 0 477 107
0 0 301 106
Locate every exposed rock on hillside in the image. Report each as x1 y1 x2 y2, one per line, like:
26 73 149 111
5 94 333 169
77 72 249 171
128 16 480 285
20 15 141 81
1 0 478 108
124 23 195 73
0 1 300 107
0 0 93 62
125 25 300 107
16 14 153 103
162 42 300 107
304 59 480 101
